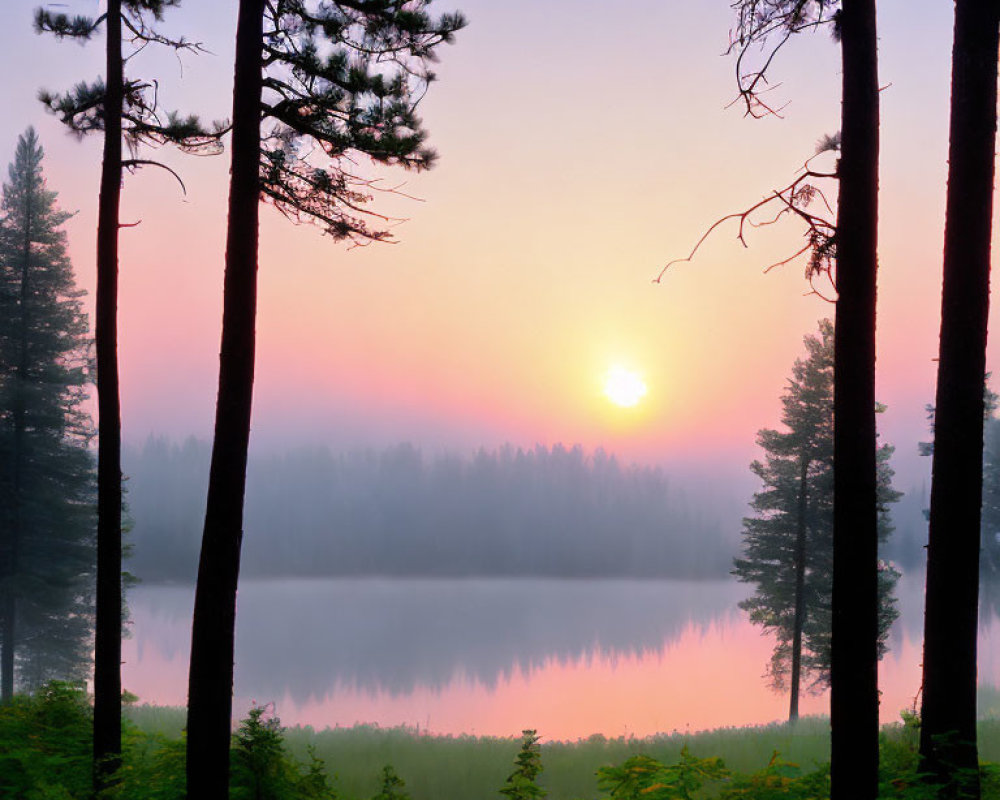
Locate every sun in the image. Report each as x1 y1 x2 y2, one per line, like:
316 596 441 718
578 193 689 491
603 366 647 408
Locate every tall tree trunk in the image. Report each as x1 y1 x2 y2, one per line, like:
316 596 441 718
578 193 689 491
919 2 1000 795
93 0 124 790
185 0 263 796
830 1 880 798
789 455 810 722
1 175 34 702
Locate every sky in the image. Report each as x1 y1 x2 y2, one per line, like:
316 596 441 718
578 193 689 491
0 0 988 502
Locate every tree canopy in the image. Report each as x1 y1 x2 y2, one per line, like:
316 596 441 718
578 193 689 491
0 129 95 699
733 320 899 716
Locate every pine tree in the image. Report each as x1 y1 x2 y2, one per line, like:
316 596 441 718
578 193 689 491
919 2 1000 794
186 4 463 796
733 320 899 722
36 3 222 785
726 4 882 793
0 128 95 700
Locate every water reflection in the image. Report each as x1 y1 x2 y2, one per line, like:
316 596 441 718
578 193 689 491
122 573 999 738
129 579 744 696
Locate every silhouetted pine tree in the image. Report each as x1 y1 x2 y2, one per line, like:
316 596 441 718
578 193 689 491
729 3 882 794
186 3 463 797
0 128 95 701
734 319 900 722
36 1 222 787
920 2 1000 795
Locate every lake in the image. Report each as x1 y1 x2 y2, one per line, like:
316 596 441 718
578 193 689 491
122 573 1000 740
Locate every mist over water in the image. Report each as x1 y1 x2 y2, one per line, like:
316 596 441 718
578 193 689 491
123 572 1000 738
123 439 740 582
129 578 746 699
117 436 986 737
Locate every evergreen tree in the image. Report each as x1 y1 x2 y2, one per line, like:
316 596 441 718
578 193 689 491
0 128 95 700
920 2 1000 793
36 2 222 784
186 3 463 796
727 4 882 794
733 320 899 721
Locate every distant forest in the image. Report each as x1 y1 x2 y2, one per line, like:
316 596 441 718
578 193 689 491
124 439 737 581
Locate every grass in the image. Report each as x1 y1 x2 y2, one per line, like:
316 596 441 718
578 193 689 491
124 704 1000 799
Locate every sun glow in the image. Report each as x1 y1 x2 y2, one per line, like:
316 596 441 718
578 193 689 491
603 366 647 408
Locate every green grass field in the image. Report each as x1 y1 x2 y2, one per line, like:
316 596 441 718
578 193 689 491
124 703 1000 799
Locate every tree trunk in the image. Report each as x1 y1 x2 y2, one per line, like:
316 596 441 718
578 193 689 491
185 0 263 797
830 1 880 798
93 0 124 790
1 171 34 703
919 2 1000 795
789 455 810 722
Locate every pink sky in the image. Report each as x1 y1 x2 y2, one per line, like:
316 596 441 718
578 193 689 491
0 0 992 494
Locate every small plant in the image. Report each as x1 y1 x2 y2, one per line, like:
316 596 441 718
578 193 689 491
297 745 339 800
372 765 409 800
230 704 294 800
596 747 728 800
717 751 829 799
500 729 547 800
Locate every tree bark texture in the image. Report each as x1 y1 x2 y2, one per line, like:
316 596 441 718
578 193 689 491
830 1 880 798
93 0 124 789
185 0 263 797
920 2 1000 795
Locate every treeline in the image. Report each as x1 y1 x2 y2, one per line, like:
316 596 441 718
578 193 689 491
124 438 733 582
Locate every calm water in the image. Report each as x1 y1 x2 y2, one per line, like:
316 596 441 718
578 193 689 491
122 573 1000 739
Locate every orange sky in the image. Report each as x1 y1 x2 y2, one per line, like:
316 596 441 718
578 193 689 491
0 0 993 495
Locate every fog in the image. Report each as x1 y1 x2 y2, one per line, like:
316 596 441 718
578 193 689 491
124 437 743 583
130 578 749 700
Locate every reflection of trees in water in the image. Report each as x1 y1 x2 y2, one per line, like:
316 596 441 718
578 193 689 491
130 579 747 703
884 571 1000 674
131 574 1000 707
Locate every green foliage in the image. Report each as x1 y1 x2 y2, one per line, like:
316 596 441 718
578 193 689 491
4 703 1000 800
500 730 547 800
230 704 342 800
733 319 900 695
372 765 408 800
258 0 466 243
716 752 829 799
297 746 339 800
596 748 728 800
0 129 95 695
36 2 224 160
231 704 296 800
106 725 187 800
0 682 92 798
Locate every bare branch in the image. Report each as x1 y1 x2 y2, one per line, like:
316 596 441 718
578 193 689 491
656 164 837 284
727 1 839 118
121 158 187 194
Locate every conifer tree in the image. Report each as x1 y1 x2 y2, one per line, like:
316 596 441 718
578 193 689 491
186 3 463 796
36 1 222 787
919 2 1000 795
733 320 900 722
722 3 882 794
0 128 95 701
